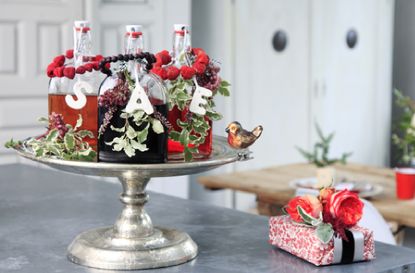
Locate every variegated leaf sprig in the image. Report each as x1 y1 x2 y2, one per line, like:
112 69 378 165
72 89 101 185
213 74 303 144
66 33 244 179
5 114 96 161
105 109 164 157
283 206 334 244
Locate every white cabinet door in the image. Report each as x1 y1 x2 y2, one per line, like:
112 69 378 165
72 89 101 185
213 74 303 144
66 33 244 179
86 0 191 54
310 0 394 166
0 0 83 163
232 0 311 210
233 0 311 170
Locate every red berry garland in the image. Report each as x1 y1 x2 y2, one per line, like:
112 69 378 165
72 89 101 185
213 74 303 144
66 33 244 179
46 50 156 79
46 50 105 79
151 47 210 81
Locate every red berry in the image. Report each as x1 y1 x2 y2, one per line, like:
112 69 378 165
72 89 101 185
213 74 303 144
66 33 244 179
196 54 209 65
153 58 162 68
46 63 56 77
151 67 167 80
104 62 111 70
166 66 180 80
192 48 205 56
63 67 76 79
91 61 99 70
54 67 64 77
95 55 103 62
193 63 206 74
160 50 170 56
180 66 195 80
65 49 74 59
53 55 65 66
156 50 172 65
84 63 93 72
76 66 86 74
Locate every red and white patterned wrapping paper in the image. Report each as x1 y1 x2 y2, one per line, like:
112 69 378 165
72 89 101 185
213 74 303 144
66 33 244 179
269 215 375 266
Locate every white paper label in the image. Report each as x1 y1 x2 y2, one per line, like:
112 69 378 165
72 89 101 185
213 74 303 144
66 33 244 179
189 85 212 115
65 81 93 110
125 83 154 115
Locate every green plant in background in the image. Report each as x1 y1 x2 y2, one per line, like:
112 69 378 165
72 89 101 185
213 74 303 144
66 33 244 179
296 124 352 167
392 89 415 166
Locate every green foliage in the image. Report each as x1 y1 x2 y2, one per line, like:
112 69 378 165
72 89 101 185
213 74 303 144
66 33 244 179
4 139 22 149
316 223 334 244
296 124 352 167
218 80 231 97
296 206 333 244
167 77 229 161
106 109 164 158
18 115 96 161
392 89 415 166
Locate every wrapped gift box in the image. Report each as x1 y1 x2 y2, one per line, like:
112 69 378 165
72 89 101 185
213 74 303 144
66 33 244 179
269 215 375 266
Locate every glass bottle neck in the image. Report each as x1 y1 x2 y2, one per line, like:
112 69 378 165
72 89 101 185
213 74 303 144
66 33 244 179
124 35 144 54
172 32 191 65
74 29 92 66
124 34 144 77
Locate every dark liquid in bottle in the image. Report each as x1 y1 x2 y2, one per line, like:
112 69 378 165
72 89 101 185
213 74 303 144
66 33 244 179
98 104 168 164
48 94 98 152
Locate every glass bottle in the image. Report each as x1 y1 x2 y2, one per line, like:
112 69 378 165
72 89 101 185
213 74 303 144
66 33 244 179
167 24 213 159
48 20 99 152
98 25 168 163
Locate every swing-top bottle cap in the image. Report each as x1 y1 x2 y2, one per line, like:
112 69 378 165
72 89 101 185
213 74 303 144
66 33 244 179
126 25 143 33
174 24 190 32
74 21 90 29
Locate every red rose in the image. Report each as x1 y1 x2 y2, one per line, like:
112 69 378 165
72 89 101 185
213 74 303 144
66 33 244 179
180 66 195 80
193 62 206 74
166 66 180 80
286 195 322 223
328 190 363 227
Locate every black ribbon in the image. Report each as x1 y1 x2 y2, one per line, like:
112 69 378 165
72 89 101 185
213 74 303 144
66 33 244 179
341 230 355 264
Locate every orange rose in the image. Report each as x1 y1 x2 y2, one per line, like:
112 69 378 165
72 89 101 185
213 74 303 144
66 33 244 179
319 187 335 201
286 195 322 222
328 190 364 226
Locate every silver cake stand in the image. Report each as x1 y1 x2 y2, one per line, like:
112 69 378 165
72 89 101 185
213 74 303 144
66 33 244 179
15 135 250 270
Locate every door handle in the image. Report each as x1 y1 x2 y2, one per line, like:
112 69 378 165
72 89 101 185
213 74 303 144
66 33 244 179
272 30 288 52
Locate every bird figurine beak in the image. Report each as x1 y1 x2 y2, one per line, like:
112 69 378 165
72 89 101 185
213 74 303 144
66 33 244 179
225 127 230 133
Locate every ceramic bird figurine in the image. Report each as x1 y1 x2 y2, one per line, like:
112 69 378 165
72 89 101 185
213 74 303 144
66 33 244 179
225 121 263 149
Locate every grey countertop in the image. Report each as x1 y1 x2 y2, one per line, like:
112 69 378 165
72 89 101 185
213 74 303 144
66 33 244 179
0 163 415 273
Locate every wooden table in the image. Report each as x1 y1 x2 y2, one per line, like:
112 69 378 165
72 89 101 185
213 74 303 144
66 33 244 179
199 163 415 229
